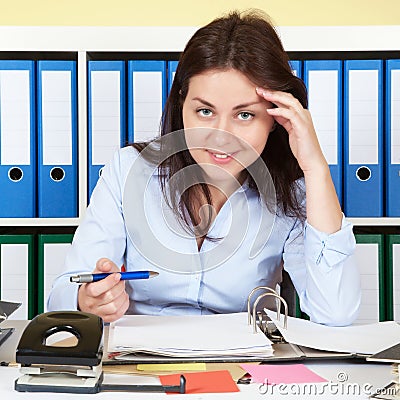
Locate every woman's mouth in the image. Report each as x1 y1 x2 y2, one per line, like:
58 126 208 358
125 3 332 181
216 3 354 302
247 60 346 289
208 150 237 164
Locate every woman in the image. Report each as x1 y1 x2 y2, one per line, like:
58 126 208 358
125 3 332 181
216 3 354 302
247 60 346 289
48 10 361 325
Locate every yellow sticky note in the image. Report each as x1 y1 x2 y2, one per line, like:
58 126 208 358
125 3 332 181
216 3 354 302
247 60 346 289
137 363 206 372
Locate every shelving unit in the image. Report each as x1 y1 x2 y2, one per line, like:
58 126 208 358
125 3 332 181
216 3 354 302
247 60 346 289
0 24 399 320
0 25 399 228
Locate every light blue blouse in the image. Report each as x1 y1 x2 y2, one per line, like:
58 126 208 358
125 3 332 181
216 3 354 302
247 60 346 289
48 146 361 326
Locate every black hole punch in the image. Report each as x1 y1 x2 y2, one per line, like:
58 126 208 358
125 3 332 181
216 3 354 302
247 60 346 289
47 312 90 321
356 166 371 182
50 167 65 182
98 167 104 178
8 167 23 182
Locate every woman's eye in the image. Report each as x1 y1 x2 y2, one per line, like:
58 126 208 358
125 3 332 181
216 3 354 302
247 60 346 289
197 108 213 117
238 112 254 120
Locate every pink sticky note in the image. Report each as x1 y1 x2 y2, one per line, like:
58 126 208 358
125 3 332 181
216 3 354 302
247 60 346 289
240 363 328 384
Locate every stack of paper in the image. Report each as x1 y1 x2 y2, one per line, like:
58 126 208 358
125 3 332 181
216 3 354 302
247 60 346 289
108 312 273 360
265 309 400 355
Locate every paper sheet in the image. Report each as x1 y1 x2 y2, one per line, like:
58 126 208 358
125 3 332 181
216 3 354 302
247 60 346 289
265 309 400 355
102 362 253 381
137 363 206 372
108 312 273 358
240 363 328 384
159 370 240 394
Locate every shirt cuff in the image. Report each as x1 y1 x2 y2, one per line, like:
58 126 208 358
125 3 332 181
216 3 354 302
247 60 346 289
304 214 356 268
47 275 80 312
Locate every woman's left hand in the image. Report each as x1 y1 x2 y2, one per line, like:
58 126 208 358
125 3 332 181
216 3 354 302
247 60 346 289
256 87 327 174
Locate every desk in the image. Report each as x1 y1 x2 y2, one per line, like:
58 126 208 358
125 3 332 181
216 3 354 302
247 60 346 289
0 320 395 399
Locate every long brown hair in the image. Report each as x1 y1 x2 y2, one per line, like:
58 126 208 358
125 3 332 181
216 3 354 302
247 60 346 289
133 9 307 237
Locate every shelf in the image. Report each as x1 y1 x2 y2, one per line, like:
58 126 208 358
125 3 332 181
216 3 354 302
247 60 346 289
0 26 399 228
0 217 399 228
348 218 400 226
0 218 81 227
0 26 399 52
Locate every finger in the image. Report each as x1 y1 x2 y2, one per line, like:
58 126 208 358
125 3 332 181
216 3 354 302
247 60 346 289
96 293 129 322
256 88 302 112
84 272 122 298
267 106 297 126
97 291 130 322
78 277 125 308
96 280 127 307
78 285 129 322
94 258 120 274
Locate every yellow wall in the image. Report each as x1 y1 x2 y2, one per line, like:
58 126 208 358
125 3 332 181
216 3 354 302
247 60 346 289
1 0 400 26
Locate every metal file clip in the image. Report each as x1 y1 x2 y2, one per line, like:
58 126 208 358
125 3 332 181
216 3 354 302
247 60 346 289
247 286 280 326
247 286 288 335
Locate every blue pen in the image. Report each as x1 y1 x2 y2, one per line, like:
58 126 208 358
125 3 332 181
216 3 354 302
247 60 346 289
69 270 159 283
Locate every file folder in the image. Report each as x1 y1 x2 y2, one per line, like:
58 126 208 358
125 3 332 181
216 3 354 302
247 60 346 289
344 60 383 217
167 60 179 94
88 61 126 199
289 60 302 78
37 61 77 217
354 234 385 324
0 61 35 218
386 235 400 322
386 60 400 217
37 234 73 314
128 60 167 143
108 312 274 363
304 60 342 205
105 287 395 365
0 235 34 319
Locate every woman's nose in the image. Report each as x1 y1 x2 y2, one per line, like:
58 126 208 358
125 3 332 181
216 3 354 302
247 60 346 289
215 116 232 134
210 126 234 147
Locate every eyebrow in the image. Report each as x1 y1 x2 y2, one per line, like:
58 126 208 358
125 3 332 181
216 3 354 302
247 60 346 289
191 97 263 110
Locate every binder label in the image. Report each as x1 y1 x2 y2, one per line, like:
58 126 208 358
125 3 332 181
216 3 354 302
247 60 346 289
91 70 121 165
42 71 72 165
0 70 31 165
43 242 71 313
308 70 338 165
391 70 400 164
0 243 29 320
348 70 379 165
394 243 400 321
133 71 162 142
354 242 380 324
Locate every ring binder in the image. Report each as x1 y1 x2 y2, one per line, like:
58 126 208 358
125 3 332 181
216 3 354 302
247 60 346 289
107 312 274 364
247 286 288 333
252 293 288 333
247 286 279 325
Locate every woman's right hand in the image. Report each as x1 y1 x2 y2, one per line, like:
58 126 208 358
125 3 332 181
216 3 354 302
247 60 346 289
77 258 129 322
